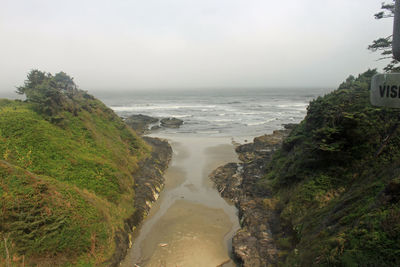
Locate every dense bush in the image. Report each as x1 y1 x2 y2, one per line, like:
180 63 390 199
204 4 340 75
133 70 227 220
261 70 400 266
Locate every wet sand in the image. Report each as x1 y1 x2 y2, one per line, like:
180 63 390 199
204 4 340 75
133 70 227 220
121 136 240 267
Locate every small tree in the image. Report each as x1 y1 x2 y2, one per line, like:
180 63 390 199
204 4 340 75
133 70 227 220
54 71 77 94
16 70 50 96
368 1 400 72
16 70 77 116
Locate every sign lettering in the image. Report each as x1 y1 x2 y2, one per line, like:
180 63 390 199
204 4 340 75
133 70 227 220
370 74 400 108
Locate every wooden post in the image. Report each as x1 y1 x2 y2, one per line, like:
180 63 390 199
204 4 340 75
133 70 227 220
393 0 400 60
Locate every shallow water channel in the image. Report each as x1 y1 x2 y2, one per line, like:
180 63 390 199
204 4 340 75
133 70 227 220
121 136 240 267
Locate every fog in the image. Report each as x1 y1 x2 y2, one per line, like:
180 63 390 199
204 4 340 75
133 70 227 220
0 0 393 95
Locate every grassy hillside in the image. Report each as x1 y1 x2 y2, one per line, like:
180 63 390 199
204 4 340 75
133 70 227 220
0 72 150 266
260 70 400 266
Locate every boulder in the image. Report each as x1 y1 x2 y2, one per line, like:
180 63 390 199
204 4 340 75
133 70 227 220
160 117 183 128
125 114 159 134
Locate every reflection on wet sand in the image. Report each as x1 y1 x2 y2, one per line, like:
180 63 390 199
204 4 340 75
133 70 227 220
138 200 232 267
121 136 240 267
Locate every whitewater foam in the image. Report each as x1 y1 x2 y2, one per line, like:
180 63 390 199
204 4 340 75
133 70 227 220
103 88 330 138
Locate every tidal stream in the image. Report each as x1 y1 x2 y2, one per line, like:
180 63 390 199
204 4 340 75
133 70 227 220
121 135 240 267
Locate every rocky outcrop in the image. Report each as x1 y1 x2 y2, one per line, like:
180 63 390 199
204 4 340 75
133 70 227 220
125 114 184 134
108 137 172 267
210 125 294 267
160 117 184 128
125 114 159 135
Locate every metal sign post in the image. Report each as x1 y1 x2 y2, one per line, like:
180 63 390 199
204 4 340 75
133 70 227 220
371 1 400 155
393 0 400 61
371 0 400 107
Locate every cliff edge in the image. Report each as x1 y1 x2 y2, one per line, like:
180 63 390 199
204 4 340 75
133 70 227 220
211 69 400 266
0 71 171 266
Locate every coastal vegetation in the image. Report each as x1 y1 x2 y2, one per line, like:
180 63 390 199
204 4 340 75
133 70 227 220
210 69 400 266
0 70 151 266
368 0 399 71
260 70 400 266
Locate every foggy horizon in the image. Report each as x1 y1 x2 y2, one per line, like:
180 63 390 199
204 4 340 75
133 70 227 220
0 0 393 96
0 85 336 98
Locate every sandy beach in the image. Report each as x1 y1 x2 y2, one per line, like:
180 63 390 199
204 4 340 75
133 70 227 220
121 136 240 267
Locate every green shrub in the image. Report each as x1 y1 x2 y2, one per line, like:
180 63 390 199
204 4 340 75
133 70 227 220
261 70 400 266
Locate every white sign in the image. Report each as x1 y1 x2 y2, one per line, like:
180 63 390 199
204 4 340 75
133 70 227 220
371 73 400 108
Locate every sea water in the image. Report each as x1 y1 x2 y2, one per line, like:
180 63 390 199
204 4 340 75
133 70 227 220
99 87 331 139
99 87 331 266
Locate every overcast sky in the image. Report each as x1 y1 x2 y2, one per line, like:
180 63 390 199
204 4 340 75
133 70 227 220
0 0 394 95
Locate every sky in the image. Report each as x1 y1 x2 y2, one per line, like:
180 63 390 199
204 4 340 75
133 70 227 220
0 0 394 95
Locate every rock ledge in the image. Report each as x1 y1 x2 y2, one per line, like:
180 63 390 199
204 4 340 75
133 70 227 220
210 126 294 267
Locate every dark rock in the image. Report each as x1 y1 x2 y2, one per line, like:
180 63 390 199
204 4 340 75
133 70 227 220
125 114 159 135
125 114 184 133
151 125 162 131
209 127 294 267
209 163 242 202
283 123 298 130
160 117 183 128
107 137 172 267
233 230 261 266
235 129 291 162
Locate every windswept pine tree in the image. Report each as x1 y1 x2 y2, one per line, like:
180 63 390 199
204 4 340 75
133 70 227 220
368 0 400 72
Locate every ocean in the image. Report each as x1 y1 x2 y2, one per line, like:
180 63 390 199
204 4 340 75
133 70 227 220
99 88 332 140
103 87 332 266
